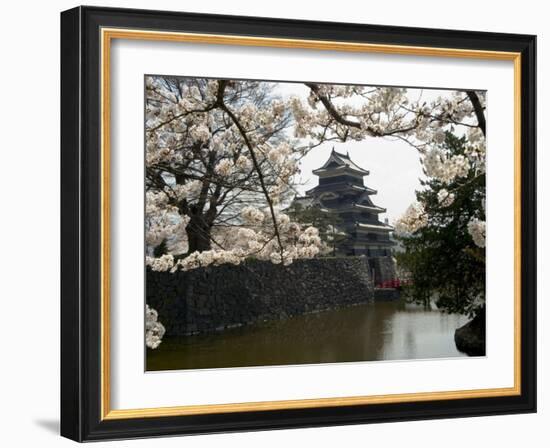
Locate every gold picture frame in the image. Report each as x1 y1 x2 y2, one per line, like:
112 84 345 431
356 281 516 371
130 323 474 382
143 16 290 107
61 6 536 441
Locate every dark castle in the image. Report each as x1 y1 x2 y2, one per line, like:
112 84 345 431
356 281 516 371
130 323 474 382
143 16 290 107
292 148 397 283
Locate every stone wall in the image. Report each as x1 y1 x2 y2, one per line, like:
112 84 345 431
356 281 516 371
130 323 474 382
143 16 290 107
147 257 374 336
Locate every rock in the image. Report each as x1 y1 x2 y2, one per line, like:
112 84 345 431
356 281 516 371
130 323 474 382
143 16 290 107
454 308 486 356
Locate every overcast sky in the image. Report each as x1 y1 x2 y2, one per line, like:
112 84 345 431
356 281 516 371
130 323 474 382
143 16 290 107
273 82 440 223
295 138 423 224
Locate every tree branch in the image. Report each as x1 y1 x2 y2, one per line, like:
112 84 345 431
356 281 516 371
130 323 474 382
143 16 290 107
466 91 486 136
217 82 285 258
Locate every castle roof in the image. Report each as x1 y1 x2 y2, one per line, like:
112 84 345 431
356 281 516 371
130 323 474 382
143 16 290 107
355 222 394 232
350 203 386 213
305 182 376 196
312 148 369 176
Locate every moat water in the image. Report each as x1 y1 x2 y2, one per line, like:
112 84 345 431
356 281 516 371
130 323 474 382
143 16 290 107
146 300 469 371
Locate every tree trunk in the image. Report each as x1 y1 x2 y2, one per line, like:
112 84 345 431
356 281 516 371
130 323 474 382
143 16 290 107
186 214 212 254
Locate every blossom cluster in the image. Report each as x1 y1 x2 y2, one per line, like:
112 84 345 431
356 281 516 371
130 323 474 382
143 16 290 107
241 206 265 224
423 148 471 184
167 180 203 202
144 207 324 272
145 188 192 254
437 188 456 207
145 191 189 252
291 86 486 186
394 202 428 235
292 86 477 143
467 218 486 248
214 159 233 177
175 248 245 271
146 254 175 272
145 304 166 349
464 127 487 174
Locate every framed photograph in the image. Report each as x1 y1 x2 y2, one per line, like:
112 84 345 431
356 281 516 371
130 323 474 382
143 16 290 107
60 6 536 441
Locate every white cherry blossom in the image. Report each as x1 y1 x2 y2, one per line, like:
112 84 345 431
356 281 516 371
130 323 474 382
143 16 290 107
467 218 486 248
145 305 166 349
394 203 428 235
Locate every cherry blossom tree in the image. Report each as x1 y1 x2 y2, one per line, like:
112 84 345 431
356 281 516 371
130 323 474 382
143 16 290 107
145 77 322 271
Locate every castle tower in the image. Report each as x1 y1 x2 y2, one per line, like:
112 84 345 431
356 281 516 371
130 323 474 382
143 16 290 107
294 148 396 259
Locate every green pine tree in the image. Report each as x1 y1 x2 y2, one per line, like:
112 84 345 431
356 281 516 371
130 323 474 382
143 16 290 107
396 133 485 318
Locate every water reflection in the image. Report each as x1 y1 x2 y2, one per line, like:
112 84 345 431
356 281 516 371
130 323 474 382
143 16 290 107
146 300 469 371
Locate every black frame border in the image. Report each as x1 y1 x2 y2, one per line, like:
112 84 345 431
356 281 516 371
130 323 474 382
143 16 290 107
61 6 536 442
